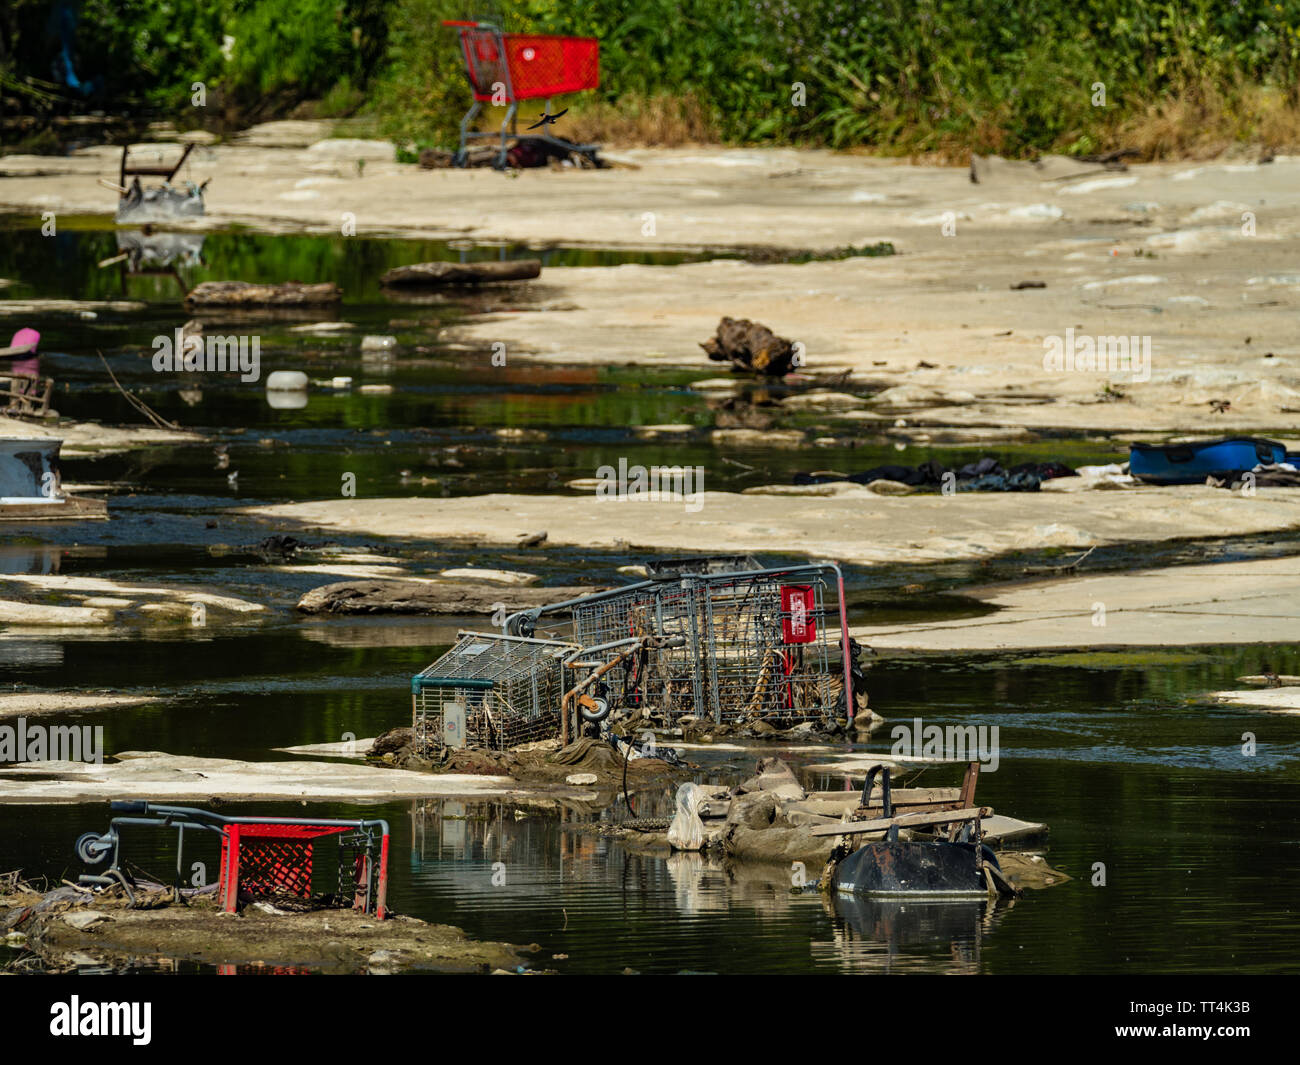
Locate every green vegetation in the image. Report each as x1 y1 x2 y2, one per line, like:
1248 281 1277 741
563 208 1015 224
0 0 382 119
4 1 1300 157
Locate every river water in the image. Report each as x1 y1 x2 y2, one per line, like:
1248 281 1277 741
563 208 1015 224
2 217 1298 974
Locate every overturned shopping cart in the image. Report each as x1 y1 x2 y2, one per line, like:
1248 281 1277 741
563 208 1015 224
413 631 578 752
412 562 855 751
443 19 601 168
74 802 390 918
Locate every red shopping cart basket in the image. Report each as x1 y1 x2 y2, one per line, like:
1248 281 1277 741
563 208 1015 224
444 21 601 168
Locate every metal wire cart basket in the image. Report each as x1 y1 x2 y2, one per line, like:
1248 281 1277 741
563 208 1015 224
74 802 390 918
410 562 855 752
557 563 852 733
412 631 578 752
443 19 600 167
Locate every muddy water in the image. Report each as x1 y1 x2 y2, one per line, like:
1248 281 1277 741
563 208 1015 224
2 623 1299 974
3 217 1299 974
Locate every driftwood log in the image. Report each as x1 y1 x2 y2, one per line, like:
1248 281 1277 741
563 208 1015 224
184 281 342 310
701 316 798 376
297 579 599 615
380 260 542 287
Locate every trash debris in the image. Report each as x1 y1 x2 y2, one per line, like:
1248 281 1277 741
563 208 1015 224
63 910 112 930
0 437 62 501
1 868 528 974
1130 436 1288 485
1 327 53 419
443 20 602 169
815 765 1024 898
667 782 708 851
794 457 1077 492
503 561 858 744
73 801 390 918
0 437 104 520
265 370 309 391
112 144 208 224
1207 463 1300 489
413 631 575 752
737 757 805 801
701 316 799 376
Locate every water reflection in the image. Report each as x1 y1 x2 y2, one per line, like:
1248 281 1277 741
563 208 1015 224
401 796 1021 974
0 544 63 575
822 894 1012 974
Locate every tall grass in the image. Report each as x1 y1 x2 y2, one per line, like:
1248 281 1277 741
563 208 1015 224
370 0 1300 157
7 0 1300 158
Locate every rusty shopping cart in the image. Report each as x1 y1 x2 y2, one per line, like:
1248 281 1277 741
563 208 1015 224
509 562 856 744
443 20 600 168
412 631 578 752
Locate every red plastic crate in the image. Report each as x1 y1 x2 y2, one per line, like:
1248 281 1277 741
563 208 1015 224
218 822 388 919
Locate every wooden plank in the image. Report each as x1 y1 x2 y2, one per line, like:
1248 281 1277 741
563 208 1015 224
876 787 960 804
845 800 964 820
805 788 960 804
807 806 991 838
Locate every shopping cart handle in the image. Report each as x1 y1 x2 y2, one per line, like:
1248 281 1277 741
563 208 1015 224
442 20 478 27
109 800 148 814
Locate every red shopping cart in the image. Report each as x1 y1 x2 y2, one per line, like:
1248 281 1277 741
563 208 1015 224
444 20 600 168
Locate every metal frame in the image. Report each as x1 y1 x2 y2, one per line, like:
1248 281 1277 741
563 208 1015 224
119 142 194 189
412 630 577 752
75 801 390 919
0 372 53 418
508 562 855 741
442 20 600 169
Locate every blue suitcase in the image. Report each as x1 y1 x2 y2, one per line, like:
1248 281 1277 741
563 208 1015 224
1129 437 1287 484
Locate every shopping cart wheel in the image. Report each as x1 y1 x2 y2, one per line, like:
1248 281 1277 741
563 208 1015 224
505 610 536 637
76 832 112 865
579 696 611 723
452 149 469 168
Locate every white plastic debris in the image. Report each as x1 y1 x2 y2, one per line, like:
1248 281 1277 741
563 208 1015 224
667 782 707 851
63 911 112 930
265 370 309 391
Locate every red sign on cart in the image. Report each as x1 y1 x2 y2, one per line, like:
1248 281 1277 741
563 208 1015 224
781 585 816 643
